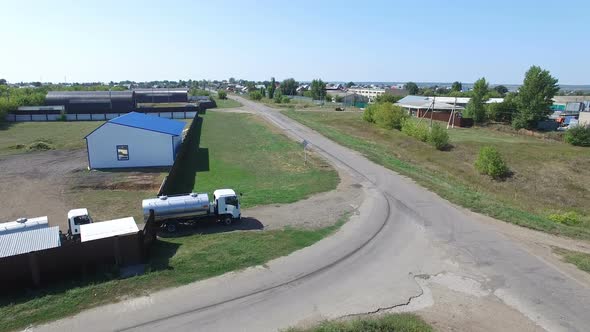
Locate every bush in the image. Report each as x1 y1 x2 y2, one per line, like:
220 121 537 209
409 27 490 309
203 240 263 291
281 96 290 104
373 104 408 130
548 212 582 226
474 146 509 179
363 104 377 123
27 141 53 151
190 88 209 96
334 95 344 103
429 123 449 150
249 91 263 101
217 90 227 99
324 95 333 102
564 125 590 147
401 119 429 142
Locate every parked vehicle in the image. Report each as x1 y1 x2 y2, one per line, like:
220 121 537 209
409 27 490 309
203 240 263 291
142 189 241 232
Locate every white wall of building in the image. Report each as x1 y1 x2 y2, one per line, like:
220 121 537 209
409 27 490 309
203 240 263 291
86 123 178 169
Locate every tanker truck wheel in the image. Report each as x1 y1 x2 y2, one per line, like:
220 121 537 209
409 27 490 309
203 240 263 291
165 223 177 233
222 215 233 226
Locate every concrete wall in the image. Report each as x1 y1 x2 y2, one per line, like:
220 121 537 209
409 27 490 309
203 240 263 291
580 112 590 126
86 123 178 169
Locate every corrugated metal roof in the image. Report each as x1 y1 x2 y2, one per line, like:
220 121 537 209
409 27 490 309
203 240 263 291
0 226 61 258
80 217 138 242
108 112 186 136
46 91 133 101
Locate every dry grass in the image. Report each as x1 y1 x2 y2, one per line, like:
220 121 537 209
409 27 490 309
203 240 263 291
284 110 590 240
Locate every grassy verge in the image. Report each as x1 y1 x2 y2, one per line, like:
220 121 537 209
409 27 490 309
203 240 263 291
0 121 100 156
165 111 339 208
213 96 242 108
282 110 590 241
553 247 590 273
0 215 349 332
285 313 432 332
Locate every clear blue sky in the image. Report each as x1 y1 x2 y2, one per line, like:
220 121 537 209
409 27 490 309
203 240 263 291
2 0 589 84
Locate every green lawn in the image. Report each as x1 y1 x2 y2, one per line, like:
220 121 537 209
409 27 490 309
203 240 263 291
213 96 242 108
285 313 432 332
553 247 590 273
0 121 100 156
0 216 348 332
283 110 590 240
165 112 339 208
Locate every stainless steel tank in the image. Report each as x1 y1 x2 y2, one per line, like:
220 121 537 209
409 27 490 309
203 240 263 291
142 193 210 221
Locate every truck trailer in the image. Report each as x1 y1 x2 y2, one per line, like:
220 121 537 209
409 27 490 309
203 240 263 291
142 189 241 232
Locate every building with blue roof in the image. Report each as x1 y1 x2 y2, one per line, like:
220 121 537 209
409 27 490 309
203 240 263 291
85 112 186 169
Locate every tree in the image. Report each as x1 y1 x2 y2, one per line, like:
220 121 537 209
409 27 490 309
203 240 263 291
310 79 326 100
280 78 298 96
229 77 236 84
0 79 6 85
346 81 355 88
249 90 263 100
494 85 508 96
375 93 401 104
267 77 276 99
512 66 559 130
217 90 227 99
405 82 419 95
464 77 489 124
451 81 462 92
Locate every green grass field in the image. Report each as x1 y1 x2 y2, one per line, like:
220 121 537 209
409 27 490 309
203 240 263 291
213 96 242 108
0 121 99 156
285 313 432 332
166 112 339 208
553 247 590 273
283 110 590 240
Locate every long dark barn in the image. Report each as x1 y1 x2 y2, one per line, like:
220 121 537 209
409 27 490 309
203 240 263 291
134 88 188 104
45 91 135 113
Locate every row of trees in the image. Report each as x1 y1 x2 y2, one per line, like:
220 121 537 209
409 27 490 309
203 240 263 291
404 81 509 98
463 66 559 129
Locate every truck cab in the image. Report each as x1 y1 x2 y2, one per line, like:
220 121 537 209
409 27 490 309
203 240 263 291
67 208 93 237
213 189 241 223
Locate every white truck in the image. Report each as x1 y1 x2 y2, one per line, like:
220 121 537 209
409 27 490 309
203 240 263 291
142 189 242 232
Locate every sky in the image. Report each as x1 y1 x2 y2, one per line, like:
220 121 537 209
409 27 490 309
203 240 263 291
1 0 589 85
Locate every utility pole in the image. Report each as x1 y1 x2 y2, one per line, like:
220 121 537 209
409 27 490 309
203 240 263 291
430 96 435 129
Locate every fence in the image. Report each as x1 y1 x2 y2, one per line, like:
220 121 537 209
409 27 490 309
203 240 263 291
6 110 199 122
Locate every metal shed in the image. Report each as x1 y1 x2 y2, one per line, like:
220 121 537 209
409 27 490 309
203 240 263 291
134 88 188 103
45 91 135 113
0 226 61 258
85 112 186 169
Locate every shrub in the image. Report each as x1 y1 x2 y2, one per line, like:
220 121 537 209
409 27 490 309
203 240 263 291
27 141 53 151
564 125 590 147
548 212 582 226
281 96 290 104
401 119 429 142
249 90 263 101
429 123 449 150
373 103 408 130
363 104 377 123
190 88 209 96
217 90 227 99
334 95 344 103
474 146 509 179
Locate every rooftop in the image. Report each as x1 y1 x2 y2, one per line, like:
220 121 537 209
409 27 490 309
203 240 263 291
0 226 61 258
106 112 186 136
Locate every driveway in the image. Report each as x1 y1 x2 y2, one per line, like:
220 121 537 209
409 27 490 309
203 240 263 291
36 96 590 332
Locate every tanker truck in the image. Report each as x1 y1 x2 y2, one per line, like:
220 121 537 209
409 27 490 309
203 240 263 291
142 189 241 232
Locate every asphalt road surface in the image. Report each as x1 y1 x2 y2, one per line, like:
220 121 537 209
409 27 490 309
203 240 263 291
37 96 590 332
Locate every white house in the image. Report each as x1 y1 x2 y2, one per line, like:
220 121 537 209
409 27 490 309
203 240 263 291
85 112 186 169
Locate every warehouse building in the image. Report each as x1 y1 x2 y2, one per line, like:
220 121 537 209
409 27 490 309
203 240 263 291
134 88 188 103
85 112 186 169
46 91 135 113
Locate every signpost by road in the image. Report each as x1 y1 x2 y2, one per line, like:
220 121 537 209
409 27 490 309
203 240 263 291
302 139 309 165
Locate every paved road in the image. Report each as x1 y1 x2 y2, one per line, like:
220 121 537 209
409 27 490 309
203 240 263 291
38 96 590 332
